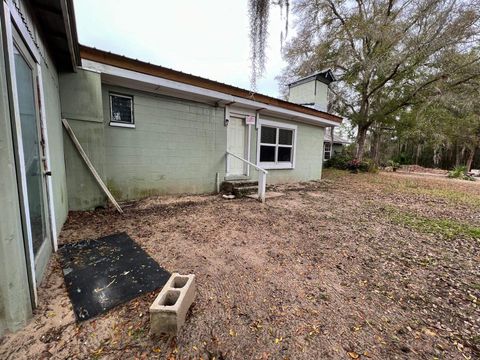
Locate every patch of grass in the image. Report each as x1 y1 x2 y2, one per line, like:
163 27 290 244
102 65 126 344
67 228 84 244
322 168 350 180
372 175 480 207
471 283 480 291
413 188 480 207
386 207 480 240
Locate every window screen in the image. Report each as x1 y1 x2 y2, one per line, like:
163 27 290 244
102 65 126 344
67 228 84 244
110 94 133 124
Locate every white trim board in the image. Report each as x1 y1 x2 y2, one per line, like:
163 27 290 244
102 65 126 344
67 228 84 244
36 63 58 252
256 118 297 170
81 59 340 128
3 0 38 306
109 122 135 129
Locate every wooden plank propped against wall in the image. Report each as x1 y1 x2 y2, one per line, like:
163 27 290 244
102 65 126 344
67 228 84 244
62 118 123 214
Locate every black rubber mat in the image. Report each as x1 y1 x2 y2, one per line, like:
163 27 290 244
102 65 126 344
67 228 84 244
58 232 170 321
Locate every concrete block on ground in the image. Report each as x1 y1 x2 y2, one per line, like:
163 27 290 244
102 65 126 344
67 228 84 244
150 273 195 335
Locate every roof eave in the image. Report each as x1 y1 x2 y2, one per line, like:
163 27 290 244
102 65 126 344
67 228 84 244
79 46 342 125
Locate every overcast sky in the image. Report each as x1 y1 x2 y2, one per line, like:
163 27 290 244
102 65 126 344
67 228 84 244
73 0 289 98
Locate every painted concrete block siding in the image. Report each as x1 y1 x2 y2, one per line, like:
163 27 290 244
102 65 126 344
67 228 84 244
102 86 226 200
247 116 325 183
63 119 107 210
60 75 327 210
0 12 33 336
59 70 104 122
59 69 107 210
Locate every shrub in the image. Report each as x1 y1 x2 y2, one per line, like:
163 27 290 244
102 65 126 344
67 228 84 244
392 153 412 165
324 151 352 170
325 150 377 173
363 158 379 173
448 166 475 181
387 160 401 171
346 158 377 173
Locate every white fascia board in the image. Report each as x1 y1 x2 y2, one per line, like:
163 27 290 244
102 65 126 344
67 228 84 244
81 59 340 128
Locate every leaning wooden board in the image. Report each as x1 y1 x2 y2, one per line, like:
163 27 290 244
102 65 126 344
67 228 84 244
62 118 123 214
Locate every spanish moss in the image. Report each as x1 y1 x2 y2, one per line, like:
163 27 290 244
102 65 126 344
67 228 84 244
248 0 289 91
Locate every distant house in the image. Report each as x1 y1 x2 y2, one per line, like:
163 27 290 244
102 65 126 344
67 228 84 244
0 0 341 335
323 133 351 160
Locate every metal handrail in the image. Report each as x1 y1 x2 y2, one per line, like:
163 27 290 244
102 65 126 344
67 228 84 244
225 151 268 203
226 151 268 174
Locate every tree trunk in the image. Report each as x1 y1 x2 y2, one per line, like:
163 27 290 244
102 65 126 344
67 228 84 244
355 126 368 160
455 144 465 167
370 130 382 164
433 146 441 168
466 147 476 172
415 144 422 165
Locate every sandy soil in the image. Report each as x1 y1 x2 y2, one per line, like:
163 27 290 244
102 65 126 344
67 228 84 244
1 170 479 359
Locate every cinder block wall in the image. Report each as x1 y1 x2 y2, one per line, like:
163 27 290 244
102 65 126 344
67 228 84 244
60 69 107 210
61 72 326 211
102 86 226 201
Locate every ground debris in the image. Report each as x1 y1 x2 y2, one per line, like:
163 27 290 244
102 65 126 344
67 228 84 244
1 170 479 359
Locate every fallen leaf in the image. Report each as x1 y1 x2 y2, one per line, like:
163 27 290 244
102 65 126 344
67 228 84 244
423 328 437 337
347 351 360 359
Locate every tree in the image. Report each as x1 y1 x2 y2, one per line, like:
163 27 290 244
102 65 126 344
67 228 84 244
384 50 480 170
277 0 480 160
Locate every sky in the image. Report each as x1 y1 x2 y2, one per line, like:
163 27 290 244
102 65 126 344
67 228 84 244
73 0 289 98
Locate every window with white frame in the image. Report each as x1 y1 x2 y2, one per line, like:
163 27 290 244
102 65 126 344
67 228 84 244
110 93 134 127
258 120 296 169
324 142 332 160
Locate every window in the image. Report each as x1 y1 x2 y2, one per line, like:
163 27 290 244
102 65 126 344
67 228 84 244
258 120 296 169
324 142 332 160
110 93 134 128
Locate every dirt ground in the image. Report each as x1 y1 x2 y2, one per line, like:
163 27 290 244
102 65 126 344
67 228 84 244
1 170 479 360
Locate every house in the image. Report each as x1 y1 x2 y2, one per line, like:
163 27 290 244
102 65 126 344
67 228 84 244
323 132 351 160
0 0 341 335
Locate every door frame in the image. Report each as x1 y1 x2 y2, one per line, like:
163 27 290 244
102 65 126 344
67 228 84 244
2 1 55 307
226 109 253 179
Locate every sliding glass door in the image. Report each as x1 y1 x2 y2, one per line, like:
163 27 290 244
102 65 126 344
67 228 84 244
13 40 50 280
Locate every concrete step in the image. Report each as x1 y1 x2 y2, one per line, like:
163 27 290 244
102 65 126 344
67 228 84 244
233 185 258 197
221 180 258 193
221 180 259 198
228 180 258 188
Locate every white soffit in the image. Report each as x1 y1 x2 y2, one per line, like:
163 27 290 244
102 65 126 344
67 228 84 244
81 59 340 128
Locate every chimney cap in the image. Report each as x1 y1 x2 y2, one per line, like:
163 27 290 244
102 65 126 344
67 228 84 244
288 69 336 87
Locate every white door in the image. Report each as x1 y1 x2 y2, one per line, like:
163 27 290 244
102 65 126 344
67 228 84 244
227 116 247 176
